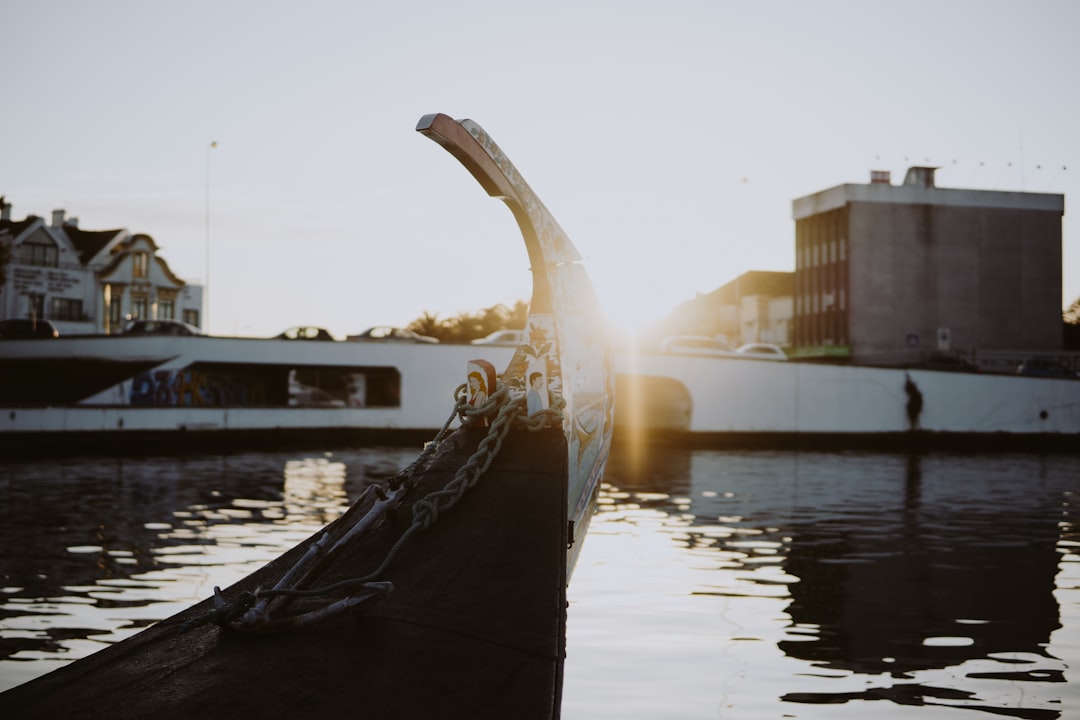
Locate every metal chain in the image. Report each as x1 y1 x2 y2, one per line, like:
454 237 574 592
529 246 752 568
198 381 563 632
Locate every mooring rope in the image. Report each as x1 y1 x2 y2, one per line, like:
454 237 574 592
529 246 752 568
188 380 564 633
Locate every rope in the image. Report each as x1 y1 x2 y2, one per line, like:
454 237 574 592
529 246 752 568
193 380 564 633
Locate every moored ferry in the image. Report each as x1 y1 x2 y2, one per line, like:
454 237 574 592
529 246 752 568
0 332 516 453
3 332 1080 454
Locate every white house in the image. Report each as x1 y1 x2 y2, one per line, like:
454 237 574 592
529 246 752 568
0 198 203 335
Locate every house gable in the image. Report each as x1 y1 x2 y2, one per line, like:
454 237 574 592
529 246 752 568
64 225 127 266
98 234 185 288
6 218 83 268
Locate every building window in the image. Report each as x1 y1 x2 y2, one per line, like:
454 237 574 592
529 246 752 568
133 252 149 278
183 309 200 329
18 232 59 267
158 299 175 320
110 297 123 326
50 297 83 321
132 296 149 319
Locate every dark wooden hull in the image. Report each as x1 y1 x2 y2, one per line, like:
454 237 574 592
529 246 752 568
0 428 570 719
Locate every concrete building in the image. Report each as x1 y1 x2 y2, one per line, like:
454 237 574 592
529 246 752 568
0 198 203 335
659 270 794 348
791 167 1065 364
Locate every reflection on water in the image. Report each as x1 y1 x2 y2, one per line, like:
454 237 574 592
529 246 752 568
0 448 418 692
563 447 1079 719
1 445 1077 718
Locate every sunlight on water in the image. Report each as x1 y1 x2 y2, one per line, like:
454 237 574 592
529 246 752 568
563 450 1080 719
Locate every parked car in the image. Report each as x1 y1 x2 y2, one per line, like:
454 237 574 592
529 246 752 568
124 319 202 336
346 326 439 343
659 336 732 357
470 329 524 346
733 343 788 361
1016 356 1080 379
0 318 60 338
276 326 335 341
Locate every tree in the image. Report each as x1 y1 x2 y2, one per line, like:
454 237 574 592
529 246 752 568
1065 297 1080 325
404 299 529 344
440 310 483 344
1065 297 1080 350
406 311 442 339
504 299 528 329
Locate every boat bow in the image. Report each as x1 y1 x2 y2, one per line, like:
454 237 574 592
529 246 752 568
417 114 614 571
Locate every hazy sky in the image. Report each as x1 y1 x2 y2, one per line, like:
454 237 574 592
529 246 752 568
5 0 1078 337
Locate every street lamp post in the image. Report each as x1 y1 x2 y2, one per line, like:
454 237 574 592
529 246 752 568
205 140 217 333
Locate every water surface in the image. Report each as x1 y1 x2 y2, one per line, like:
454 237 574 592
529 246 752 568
0 445 1076 718
564 448 1079 719
0 448 416 691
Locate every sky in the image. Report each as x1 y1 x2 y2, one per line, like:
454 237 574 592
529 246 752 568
4 0 1079 338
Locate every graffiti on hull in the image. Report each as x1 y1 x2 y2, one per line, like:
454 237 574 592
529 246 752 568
130 369 261 407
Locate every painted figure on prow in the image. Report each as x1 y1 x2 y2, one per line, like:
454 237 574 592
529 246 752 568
527 371 546 416
468 371 487 406
467 359 497 426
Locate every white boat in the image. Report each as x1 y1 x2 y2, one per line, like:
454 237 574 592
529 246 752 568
0 333 516 449
3 335 1080 452
615 351 1080 448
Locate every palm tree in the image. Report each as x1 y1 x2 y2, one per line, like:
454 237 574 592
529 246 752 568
1065 297 1080 350
407 311 442 339
1065 297 1080 325
404 299 529 344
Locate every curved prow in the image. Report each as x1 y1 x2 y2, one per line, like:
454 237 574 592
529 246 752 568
416 113 614 574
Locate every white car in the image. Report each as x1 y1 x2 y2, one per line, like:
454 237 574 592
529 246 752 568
733 343 788 361
659 337 787 361
346 326 438 343
471 329 524 346
659 336 732 357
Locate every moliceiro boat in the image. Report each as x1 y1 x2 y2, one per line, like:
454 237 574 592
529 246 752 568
0 114 615 719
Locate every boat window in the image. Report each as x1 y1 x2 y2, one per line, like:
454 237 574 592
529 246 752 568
130 365 403 408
